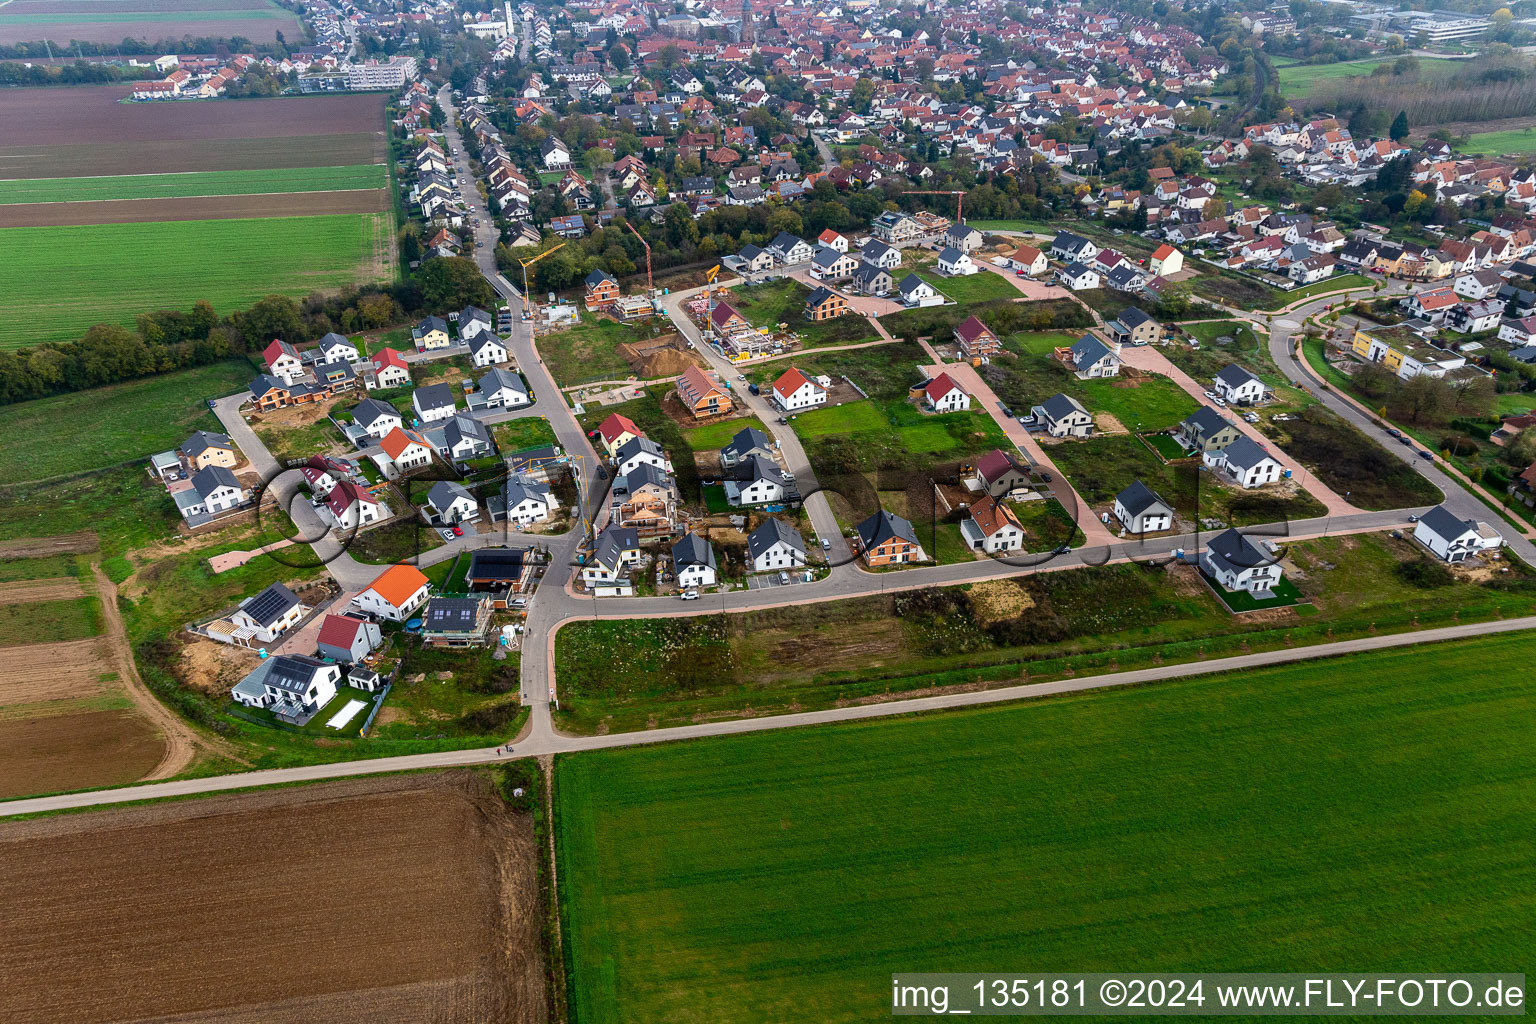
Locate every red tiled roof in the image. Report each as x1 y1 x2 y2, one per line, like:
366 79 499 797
364 564 429 610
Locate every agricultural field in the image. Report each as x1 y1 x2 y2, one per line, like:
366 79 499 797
0 359 251 486
552 530 1536 733
0 214 394 347
556 629 1536 1023
1463 127 1536 157
0 772 547 1023
0 0 302 45
0 88 393 345
0 542 170 800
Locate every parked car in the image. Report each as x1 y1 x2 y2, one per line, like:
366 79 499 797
1407 514 1421 522
820 538 831 550
1387 428 1402 438
438 528 455 541
679 589 700 601
778 571 789 585
451 525 464 536
1399 436 1414 446
1418 450 1434 461
597 467 607 480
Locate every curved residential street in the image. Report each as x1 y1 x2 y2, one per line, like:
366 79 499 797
24 112 1535 817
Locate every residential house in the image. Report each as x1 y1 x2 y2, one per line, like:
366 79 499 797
1177 407 1241 453
263 339 305 384
767 232 814 265
747 518 807 573
1202 528 1284 596
353 397 403 439
675 364 732 418
817 229 850 253
1213 364 1269 405
935 246 978 276
582 524 642 588
725 455 787 506
1058 262 1101 290
1413 504 1504 562
370 348 410 390
975 449 1032 498
174 466 249 521
413 383 457 423
425 480 479 524
720 426 775 468
421 595 492 646
316 332 359 364
707 301 752 341
465 548 532 595
412 315 451 351
495 476 560 526
735 244 774 273
1447 298 1503 335
457 306 496 344
803 286 849 321
1050 230 1098 263
610 464 681 536
1148 243 1184 277
859 239 902 269
1031 393 1093 438
898 273 943 307
178 431 238 472
854 510 927 567
479 367 529 408
1008 244 1049 276
433 414 495 463
943 223 984 253
960 495 1025 554
1068 334 1121 379
1203 436 1284 489
1105 307 1163 347
955 315 1002 360
469 332 509 368
849 263 894 296
672 533 718 588
922 372 971 412
597 412 643 456
1499 317 1536 347
319 480 386 530
316 614 382 664
810 247 858 281
1114 480 1174 534
229 583 307 644
771 367 827 411
614 435 672 477
871 210 925 243
352 563 431 622
376 427 434 479
230 655 339 722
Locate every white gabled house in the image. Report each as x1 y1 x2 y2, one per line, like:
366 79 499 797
319 480 386 530
935 246 978 276
478 367 529 408
470 332 509 367
922 372 971 412
748 517 806 573
352 563 431 621
1202 528 1284 595
1113 480 1174 534
672 532 718 588
1213 364 1269 405
1413 504 1504 562
229 583 308 644
771 366 827 411
1203 436 1284 489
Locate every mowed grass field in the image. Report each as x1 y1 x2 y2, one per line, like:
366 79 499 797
0 213 393 347
0 359 251 485
557 631 1536 1023
1463 128 1536 156
0 165 386 205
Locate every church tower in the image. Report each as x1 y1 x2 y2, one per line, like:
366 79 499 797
739 0 753 44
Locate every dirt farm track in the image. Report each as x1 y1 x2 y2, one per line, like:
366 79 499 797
0 773 547 1024
0 187 390 227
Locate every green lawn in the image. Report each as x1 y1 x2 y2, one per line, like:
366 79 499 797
1275 57 1390 93
1278 273 1374 305
962 219 1055 234
557 629 1536 1023
915 268 1018 304
1004 331 1079 357
1076 374 1198 432
492 417 560 452
0 359 253 486
0 553 83 582
792 401 888 438
1203 571 1304 612
1464 128 1536 157
1143 432 1189 459
682 415 764 450
536 311 640 388
0 165 385 205
0 213 393 347
1495 392 1536 416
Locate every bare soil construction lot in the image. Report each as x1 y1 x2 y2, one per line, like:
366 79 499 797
0 89 385 177
0 772 547 1024
0 187 390 227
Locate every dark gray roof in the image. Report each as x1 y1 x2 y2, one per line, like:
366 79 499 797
467 547 527 581
851 263 890 285
1216 436 1274 472
748 517 804 557
1183 405 1234 436
1070 334 1114 368
444 414 492 450
616 435 667 462
671 532 717 570
1039 392 1087 421
192 465 241 499
1214 364 1262 389
264 654 326 694
353 397 399 429
417 314 447 332
732 454 782 484
1206 527 1270 571
470 332 505 356
937 245 966 263
179 430 231 459
414 382 455 410
240 583 301 627
318 331 354 350
1115 479 1171 518
1417 503 1475 541
427 479 475 511
1111 306 1155 330
1052 229 1092 253
897 273 928 294
479 366 526 394
1062 260 1097 279
594 524 640 567
811 247 846 269
856 509 919 549
422 596 484 632
724 426 773 457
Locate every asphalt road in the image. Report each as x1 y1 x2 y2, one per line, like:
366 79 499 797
6 613 1532 817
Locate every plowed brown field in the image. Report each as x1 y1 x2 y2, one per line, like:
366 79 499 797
0 188 390 227
0 772 548 1024
0 576 85 602
0 709 163 798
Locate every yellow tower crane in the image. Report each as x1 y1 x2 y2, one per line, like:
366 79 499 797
517 242 567 318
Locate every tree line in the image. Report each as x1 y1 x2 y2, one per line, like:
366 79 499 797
0 256 497 407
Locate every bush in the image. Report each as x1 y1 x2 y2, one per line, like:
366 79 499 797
1395 558 1454 589
496 759 542 813
1439 435 1479 457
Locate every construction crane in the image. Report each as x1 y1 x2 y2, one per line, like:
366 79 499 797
704 263 721 310
623 220 652 294
516 242 566 318
905 189 967 224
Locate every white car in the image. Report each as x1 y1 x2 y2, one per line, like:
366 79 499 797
679 589 700 601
